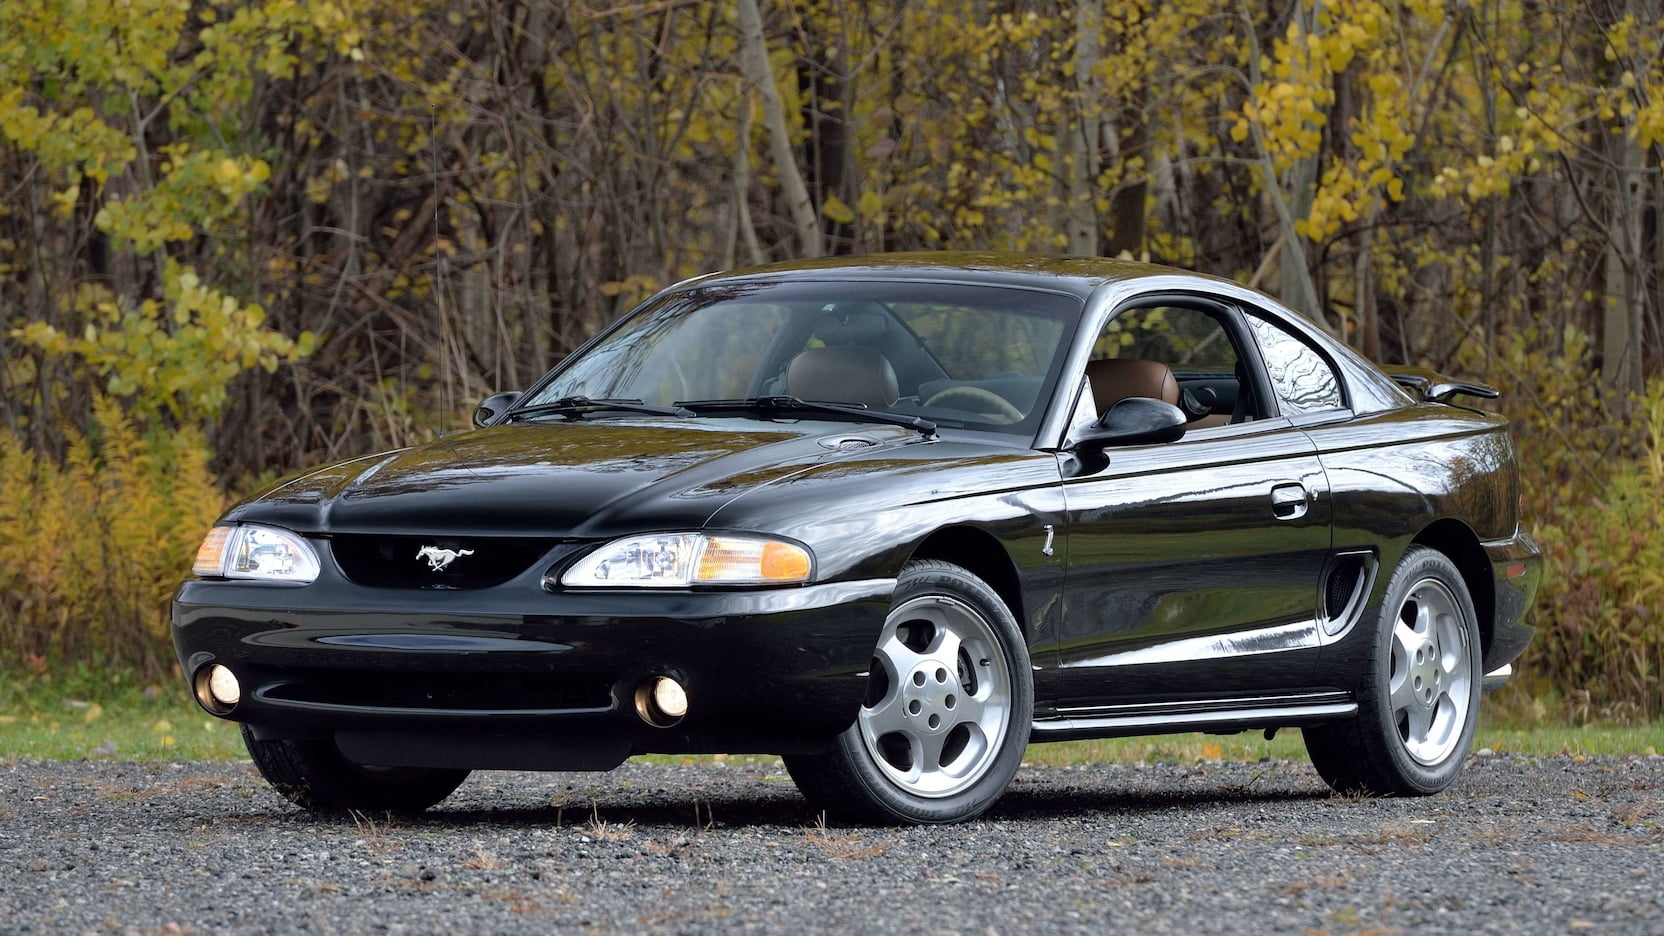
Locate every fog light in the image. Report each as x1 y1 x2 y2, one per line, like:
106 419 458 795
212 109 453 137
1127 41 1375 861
209 665 241 706
653 677 688 719
194 664 240 715
635 676 688 726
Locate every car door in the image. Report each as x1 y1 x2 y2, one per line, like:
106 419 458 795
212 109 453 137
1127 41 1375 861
1049 299 1334 711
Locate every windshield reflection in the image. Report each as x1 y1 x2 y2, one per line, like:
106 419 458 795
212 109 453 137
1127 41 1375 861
522 280 1082 435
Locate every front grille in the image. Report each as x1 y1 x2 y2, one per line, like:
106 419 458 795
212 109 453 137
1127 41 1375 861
261 670 614 713
330 534 559 589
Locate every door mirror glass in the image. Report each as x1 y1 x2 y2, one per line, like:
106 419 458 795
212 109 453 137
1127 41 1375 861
473 391 523 428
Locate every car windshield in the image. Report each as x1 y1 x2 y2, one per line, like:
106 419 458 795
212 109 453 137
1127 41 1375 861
521 280 1081 434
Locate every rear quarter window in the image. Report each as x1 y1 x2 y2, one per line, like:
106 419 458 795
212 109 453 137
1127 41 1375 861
1244 312 1345 415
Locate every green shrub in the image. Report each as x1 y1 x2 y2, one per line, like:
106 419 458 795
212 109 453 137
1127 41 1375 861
1487 327 1664 722
1519 381 1664 720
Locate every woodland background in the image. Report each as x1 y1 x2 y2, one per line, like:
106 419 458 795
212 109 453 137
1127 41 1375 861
1 0 1662 719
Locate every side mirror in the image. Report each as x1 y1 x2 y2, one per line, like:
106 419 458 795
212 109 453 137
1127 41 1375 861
473 391 523 428
1074 397 1187 451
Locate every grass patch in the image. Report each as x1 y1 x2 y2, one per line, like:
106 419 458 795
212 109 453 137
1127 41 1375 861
1473 720 1664 757
1020 718 1664 766
4 668 1661 764
1023 732 1308 766
0 666 243 761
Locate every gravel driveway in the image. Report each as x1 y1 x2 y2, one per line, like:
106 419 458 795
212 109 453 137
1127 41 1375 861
4 753 1662 935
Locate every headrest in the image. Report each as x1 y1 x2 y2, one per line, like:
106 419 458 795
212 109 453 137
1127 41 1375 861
786 346 900 410
1085 358 1179 412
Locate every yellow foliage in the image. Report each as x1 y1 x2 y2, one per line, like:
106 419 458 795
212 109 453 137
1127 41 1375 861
11 261 315 420
0 399 226 675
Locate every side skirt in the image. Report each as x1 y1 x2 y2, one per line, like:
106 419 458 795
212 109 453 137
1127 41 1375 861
1030 691 1355 742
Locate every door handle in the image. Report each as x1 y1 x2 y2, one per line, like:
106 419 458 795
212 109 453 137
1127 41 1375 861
1271 483 1309 521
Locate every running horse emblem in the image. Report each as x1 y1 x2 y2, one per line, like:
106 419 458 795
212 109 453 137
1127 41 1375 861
416 545 475 572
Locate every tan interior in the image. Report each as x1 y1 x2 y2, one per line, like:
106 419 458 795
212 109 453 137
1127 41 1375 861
786 346 900 410
1084 358 1180 411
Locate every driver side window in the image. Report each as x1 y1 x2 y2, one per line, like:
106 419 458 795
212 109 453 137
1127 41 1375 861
1078 304 1263 429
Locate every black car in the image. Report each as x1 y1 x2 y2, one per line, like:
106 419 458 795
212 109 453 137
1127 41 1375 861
174 253 1540 824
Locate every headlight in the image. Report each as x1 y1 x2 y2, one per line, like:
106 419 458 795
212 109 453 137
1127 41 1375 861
560 533 812 587
192 524 321 583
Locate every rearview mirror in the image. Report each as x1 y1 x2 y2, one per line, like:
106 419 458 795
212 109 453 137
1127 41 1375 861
1073 397 1187 451
473 391 523 428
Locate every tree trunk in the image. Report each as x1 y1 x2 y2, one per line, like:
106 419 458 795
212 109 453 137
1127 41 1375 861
1601 129 1646 402
797 15 852 253
1107 117 1150 257
1240 4 1326 327
1600 0 1653 404
732 93 767 267
736 0 822 258
1066 0 1102 256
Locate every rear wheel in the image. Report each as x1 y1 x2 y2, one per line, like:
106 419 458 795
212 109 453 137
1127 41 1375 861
241 726 469 812
785 560 1032 824
1305 546 1481 796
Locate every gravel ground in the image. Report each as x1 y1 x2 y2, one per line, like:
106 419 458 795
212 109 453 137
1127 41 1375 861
3 754 1662 935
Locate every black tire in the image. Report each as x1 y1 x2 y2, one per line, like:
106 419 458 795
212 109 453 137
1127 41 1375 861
784 560 1033 824
1305 546 1482 796
241 726 469 812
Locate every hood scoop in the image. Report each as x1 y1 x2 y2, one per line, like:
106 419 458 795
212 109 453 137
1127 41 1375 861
818 433 883 452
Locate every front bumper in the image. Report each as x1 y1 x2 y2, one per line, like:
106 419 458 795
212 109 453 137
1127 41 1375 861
172 575 893 771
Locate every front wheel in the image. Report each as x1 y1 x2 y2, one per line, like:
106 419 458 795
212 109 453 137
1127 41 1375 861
784 560 1033 824
1305 546 1482 796
241 726 470 812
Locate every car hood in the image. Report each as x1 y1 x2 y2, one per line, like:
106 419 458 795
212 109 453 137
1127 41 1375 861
224 418 925 537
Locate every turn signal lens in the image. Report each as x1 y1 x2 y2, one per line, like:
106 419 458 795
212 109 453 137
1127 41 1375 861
697 537 811 583
760 541 813 581
192 527 231 576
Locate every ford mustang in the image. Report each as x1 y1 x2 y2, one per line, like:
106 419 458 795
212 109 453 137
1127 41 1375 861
173 253 1540 824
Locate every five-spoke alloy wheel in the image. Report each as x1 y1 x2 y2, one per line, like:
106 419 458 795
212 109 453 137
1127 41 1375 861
785 560 1032 824
1305 546 1482 796
858 593 1014 798
1388 576 1474 766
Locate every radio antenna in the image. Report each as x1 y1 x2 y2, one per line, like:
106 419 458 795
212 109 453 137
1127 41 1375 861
432 102 451 439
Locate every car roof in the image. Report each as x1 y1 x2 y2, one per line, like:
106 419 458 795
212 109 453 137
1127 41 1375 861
688 251 1205 300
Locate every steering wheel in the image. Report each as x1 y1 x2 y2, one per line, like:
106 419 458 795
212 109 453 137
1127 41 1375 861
923 386 1025 422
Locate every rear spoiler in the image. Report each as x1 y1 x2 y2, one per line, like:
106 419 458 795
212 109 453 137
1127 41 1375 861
1381 365 1500 405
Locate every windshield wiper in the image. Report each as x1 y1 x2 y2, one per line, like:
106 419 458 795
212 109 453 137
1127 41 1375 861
506 396 693 421
679 396 936 436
